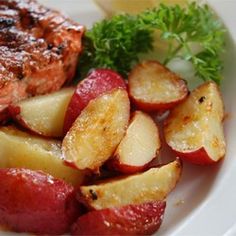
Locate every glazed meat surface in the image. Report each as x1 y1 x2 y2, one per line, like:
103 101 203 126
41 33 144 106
0 0 84 122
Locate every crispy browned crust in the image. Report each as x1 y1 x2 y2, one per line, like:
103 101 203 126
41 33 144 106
0 0 84 122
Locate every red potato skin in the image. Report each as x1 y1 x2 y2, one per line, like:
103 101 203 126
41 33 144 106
0 108 11 125
129 94 187 112
171 147 221 165
128 61 189 112
107 156 156 174
0 168 80 235
63 69 126 134
7 105 20 118
71 201 166 235
129 80 189 112
106 111 160 174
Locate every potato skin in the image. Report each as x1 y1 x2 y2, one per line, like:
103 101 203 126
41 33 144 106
71 201 166 235
107 111 160 174
107 158 151 174
0 168 80 234
63 68 126 134
172 147 217 165
164 81 225 165
62 89 130 172
128 61 188 112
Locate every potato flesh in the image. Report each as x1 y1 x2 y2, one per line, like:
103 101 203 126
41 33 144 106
165 82 225 161
0 126 84 185
117 111 160 166
16 88 74 137
129 61 187 103
79 160 181 210
62 89 130 171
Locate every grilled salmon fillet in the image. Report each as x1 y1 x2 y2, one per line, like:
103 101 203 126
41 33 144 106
0 0 84 122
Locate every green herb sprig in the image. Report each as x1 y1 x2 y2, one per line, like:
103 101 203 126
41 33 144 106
79 14 154 78
79 2 226 84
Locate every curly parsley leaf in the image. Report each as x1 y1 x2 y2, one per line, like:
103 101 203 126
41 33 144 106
79 2 226 84
79 14 153 78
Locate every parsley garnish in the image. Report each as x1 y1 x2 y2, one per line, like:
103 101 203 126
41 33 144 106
79 14 153 78
79 2 226 84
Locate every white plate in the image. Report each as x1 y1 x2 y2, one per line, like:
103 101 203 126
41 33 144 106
3 0 236 235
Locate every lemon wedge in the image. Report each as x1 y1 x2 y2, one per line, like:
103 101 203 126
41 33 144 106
94 0 188 16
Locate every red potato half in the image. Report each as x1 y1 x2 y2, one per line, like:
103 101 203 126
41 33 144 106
62 89 130 172
108 111 161 174
71 201 166 236
78 160 181 210
0 168 80 235
63 68 126 134
8 88 74 138
128 60 188 111
164 81 226 165
0 126 86 186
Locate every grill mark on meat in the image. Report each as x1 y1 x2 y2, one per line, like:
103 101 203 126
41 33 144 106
0 0 84 123
0 17 16 28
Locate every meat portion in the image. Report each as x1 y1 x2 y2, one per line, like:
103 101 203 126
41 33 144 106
0 0 84 122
